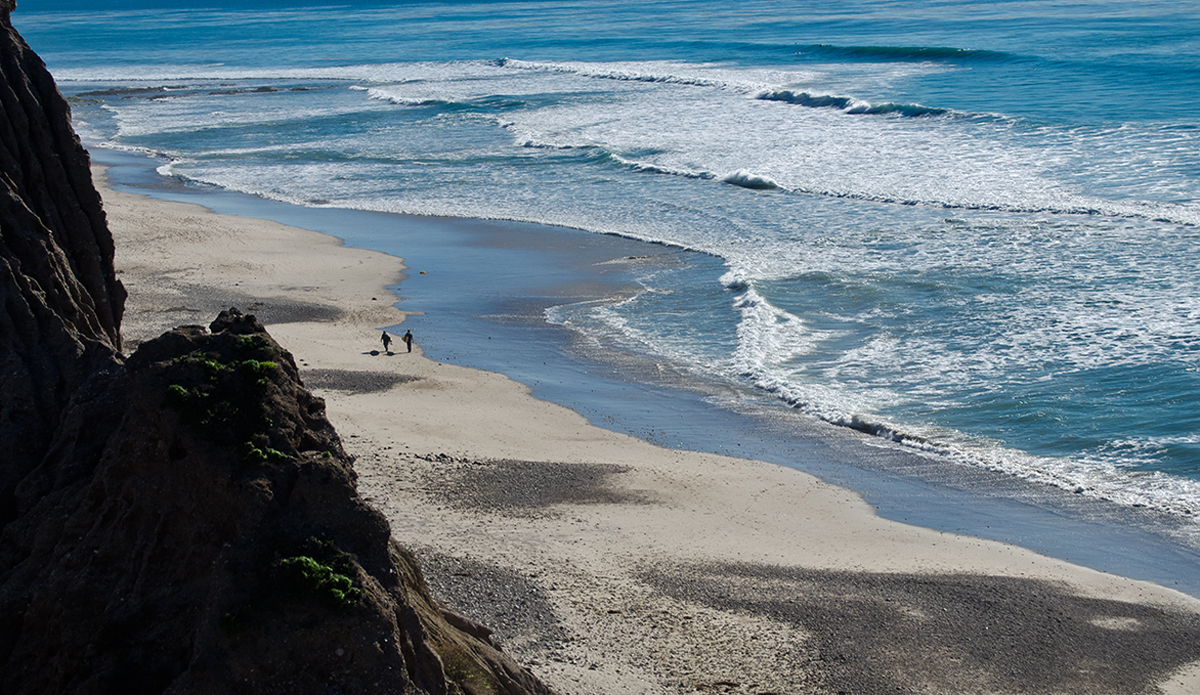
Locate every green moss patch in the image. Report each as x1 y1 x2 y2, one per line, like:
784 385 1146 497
220 535 364 634
277 556 362 610
163 333 287 464
275 535 364 610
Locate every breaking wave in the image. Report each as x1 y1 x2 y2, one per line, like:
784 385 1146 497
757 89 952 117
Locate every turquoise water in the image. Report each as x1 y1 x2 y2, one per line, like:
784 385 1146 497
16 1 1200 527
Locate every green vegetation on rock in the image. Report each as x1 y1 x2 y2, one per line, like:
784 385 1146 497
163 333 286 464
220 535 364 633
277 555 362 610
279 535 364 609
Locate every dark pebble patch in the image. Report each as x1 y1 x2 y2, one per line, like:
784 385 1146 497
303 368 421 394
642 561 1200 695
420 458 655 517
415 549 569 650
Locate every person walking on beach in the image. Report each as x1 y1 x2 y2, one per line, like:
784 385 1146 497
381 331 392 353
402 330 413 353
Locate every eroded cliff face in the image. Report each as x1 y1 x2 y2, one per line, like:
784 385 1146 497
0 10 551 695
0 3 127 526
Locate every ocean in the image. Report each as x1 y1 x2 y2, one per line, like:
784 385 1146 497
15 1 1200 586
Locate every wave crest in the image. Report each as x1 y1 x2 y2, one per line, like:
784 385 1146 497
495 57 730 89
757 89 950 117
722 170 780 190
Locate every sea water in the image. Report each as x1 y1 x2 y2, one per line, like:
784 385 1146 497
16 2 1200 538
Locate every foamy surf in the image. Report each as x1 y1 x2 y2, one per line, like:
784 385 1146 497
39 0 1200 539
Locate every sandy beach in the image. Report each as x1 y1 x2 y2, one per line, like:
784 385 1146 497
100 165 1200 695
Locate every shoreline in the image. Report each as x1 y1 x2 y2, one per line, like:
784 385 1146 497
98 161 1200 694
93 149 1200 596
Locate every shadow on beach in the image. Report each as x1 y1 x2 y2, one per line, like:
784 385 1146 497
643 562 1200 694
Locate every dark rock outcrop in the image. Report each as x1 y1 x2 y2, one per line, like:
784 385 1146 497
0 9 552 695
0 3 127 526
3 310 552 694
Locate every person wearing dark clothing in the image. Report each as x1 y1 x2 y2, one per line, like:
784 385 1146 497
381 331 392 352
402 330 413 353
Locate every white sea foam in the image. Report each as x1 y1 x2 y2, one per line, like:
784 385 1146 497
68 50 1200 524
56 62 456 84
495 58 763 91
75 56 1200 225
723 170 781 190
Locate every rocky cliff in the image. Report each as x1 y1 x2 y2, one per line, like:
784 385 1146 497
0 8 552 694
0 0 126 527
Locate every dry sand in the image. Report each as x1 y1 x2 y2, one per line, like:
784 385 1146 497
101 165 1200 695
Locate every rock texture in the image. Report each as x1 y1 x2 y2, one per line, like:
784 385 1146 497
0 2 126 525
0 9 552 695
